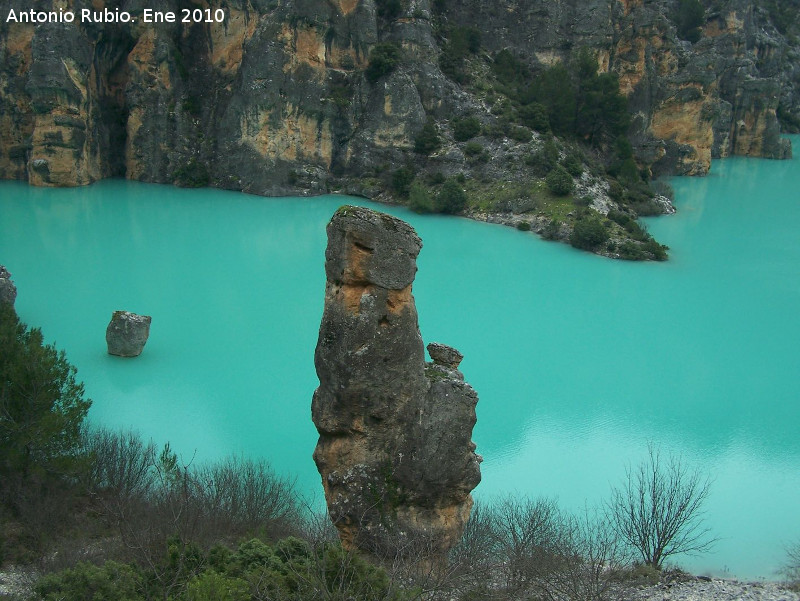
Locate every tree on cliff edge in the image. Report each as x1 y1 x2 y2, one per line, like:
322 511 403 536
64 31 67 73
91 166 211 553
607 444 714 569
0 303 90 481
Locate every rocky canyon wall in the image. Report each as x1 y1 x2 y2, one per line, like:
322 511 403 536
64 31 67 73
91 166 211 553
1 0 797 189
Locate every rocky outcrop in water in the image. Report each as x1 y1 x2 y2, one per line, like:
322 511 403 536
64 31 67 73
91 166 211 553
0 265 17 306
106 310 151 357
312 205 481 558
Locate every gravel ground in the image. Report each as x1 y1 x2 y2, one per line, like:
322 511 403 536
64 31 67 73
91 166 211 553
631 577 800 601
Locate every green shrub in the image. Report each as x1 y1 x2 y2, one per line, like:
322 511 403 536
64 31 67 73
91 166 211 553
439 26 481 83
453 116 481 141
35 561 143 601
316 544 398 600
508 126 532 142
408 181 434 213
365 43 402 83
608 180 624 201
518 102 550 132
570 216 609 250
516 221 532 231
526 140 559 177
562 152 583 177
464 141 483 157
435 179 468 214
185 571 250 601
414 118 441 155
391 166 416 197
428 171 446 185
546 165 574 196
233 538 282 572
643 238 669 261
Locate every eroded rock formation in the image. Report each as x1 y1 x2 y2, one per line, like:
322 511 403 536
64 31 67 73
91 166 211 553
106 310 151 357
312 206 481 557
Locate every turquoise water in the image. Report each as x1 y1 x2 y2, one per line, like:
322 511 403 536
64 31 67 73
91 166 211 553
1 139 798 579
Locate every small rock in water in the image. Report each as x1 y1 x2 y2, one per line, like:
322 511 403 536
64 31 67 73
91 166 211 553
106 311 151 357
0 265 17 307
427 342 464 369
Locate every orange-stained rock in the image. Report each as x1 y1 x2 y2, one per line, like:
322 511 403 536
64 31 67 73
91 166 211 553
312 206 481 559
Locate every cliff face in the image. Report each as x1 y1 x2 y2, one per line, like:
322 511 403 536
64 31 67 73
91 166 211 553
1 0 796 190
312 206 481 557
442 0 794 175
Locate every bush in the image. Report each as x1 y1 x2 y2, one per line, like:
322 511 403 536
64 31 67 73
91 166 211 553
408 181 434 213
643 238 669 261
435 179 468 214
427 171 446 185
453 116 481 141
518 102 550 132
526 139 559 177
414 118 441 155
391 166 415 197
546 165 574 196
508 126 532 142
185 571 250 601
562 152 583 177
35 561 143 601
570 216 609 250
463 141 483 157
365 43 402 83
439 26 481 83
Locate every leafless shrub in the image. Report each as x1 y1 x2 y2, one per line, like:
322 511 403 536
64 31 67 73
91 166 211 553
197 455 300 539
82 427 156 506
535 508 627 601
492 495 562 591
786 540 800 586
607 444 714 570
446 501 503 599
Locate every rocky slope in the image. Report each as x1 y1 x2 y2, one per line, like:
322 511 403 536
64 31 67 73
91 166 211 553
312 205 481 558
1 0 798 255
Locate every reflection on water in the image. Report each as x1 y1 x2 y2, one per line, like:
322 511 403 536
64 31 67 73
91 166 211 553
0 137 798 579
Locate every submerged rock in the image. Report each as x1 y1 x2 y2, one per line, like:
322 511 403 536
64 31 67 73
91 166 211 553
0 265 17 307
312 206 481 560
106 311 151 357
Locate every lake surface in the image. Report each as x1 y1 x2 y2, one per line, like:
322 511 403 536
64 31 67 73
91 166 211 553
1 138 798 579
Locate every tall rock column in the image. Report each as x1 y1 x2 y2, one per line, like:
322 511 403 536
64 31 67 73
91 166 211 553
312 206 481 558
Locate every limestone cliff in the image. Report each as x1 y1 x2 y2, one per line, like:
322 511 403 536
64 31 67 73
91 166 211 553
1 0 796 189
442 0 794 175
312 205 481 557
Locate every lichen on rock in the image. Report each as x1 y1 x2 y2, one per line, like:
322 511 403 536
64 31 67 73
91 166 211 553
312 206 481 560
